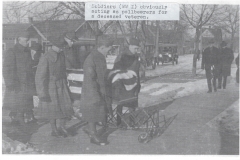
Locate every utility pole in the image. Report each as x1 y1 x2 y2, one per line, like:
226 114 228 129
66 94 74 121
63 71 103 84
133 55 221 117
94 21 99 46
200 27 202 53
155 21 160 57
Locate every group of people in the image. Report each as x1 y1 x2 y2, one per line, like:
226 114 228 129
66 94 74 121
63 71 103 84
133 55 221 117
3 30 142 146
201 40 238 93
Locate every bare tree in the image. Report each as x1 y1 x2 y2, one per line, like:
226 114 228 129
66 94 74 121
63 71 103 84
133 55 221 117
181 4 219 76
3 1 85 23
214 5 239 50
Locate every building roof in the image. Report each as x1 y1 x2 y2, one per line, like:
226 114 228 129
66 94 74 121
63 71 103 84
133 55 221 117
201 28 222 42
27 19 85 40
3 23 31 39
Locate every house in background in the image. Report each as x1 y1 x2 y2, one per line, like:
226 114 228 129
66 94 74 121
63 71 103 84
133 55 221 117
3 23 31 51
201 27 222 49
2 18 98 51
27 19 97 53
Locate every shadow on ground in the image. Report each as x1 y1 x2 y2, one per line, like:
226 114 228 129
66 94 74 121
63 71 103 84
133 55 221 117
2 119 48 144
66 121 88 136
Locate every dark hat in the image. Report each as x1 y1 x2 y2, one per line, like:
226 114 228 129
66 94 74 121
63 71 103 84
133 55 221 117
31 43 43 52
129 37 140 46
47 35 66 48
220 41 227 47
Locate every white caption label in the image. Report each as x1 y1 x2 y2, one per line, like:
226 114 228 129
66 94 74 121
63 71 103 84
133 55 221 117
85 2 179 20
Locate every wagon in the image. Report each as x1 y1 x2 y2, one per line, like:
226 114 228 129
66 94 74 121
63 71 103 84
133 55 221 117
106 68 169 143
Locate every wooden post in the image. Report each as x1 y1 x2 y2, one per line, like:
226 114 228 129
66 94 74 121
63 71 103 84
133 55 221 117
95 21 99 46
155 21 160 57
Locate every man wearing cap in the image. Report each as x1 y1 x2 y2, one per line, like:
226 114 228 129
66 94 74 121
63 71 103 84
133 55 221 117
201 40 219 93
35 35 73 138
3 32 36 125
217 41 234 89
81 39 113 146
112 37 141 126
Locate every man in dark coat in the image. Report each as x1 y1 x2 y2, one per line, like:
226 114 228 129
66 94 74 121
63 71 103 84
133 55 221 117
112 37 141 126
236 55 239 83
217 41 234 89
3 32 36 125
35 35 73 138
201 41 219 93
81 39 113 145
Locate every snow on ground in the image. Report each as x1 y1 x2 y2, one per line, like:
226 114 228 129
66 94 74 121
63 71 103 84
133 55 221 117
139 73 236 108
141 79 206 98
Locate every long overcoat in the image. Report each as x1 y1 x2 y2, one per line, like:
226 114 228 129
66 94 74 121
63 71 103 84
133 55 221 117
201 46 219 78
35 49 73 120
3 43 35 113
218 47 234 77
81 49 108 123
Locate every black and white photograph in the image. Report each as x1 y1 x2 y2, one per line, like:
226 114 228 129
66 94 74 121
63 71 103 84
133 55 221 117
1 0 239 156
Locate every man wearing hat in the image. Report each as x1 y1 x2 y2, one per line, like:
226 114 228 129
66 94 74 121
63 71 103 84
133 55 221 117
3 31 36 125
217 41 234 89
201 40 219 93
81 39 113 146
112 37 141 126
35 35 74 138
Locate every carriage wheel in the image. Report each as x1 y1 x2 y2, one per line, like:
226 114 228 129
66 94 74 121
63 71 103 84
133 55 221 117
138 133 150 143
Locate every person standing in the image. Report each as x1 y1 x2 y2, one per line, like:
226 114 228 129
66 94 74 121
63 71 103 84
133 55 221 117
81 40 113 146
201 41 219 93
3 32 36 125
235 55 239 83
113 37 141 126
217 41 234 89
35 35 73 137
138 41 147 81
